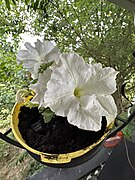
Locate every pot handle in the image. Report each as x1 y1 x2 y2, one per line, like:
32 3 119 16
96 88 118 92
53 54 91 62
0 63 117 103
107 108 135 138
0 128 25 149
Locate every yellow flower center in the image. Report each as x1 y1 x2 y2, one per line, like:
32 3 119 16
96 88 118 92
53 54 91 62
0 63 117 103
74 88 82 97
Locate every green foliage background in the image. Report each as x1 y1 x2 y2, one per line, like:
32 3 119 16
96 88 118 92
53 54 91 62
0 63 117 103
0 2 30 121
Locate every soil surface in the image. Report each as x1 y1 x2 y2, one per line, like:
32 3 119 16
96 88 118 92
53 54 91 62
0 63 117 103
18 106 107 154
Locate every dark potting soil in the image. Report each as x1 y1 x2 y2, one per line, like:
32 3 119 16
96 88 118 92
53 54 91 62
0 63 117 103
18 106 107 154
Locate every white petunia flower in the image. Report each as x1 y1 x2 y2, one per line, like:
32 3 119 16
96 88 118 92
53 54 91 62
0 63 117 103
17 39 60 79
43 52 118 131
30 68 51 107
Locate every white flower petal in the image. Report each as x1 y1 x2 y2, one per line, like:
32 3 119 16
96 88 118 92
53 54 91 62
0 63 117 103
67 103 101 131
59 52 96 86
80 95 108 117
81 67 118 96
91 62 102 70
35 40 60 64
44 65 76 116
96 95 117 124
46 46 60 63
78 95 108 130
25 42 38 56
43 52 118 131
17 50 38 63
67 94 115 131
45 94 79 117
17 39 60 79
30 68 51 107
35 40 55 56
35 39 43 55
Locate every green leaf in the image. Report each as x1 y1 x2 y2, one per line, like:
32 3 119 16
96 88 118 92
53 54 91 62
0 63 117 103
39 107 54 123
38 62 53 73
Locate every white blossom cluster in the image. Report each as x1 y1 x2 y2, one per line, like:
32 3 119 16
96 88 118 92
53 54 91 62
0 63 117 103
17 39 118 131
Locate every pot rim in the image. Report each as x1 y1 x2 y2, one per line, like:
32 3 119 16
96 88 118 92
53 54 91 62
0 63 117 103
11 96 114 164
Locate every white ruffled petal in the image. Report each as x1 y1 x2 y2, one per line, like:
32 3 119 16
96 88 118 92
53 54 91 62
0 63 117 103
44 65 76 116
46 46 60 63
96 95 117 124
35 40 60 64
40 41 56 55
34 39 43 55
44 94 79 117
67 103 102 131
67 94 115 131
30 68 51 107
91 62 102 70
81 67 118 96
59 52 96 86
25 42 38 56
41 52 118 131
17 39 60 80
17 50 38 63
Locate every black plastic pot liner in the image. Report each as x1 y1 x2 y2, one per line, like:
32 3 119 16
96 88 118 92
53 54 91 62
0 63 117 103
98 138 135 180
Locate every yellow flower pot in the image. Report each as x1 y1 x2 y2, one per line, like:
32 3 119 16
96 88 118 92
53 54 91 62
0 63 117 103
11 96 114 168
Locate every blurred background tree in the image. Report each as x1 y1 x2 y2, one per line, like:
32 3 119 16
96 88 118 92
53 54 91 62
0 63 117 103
0 1 31 121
